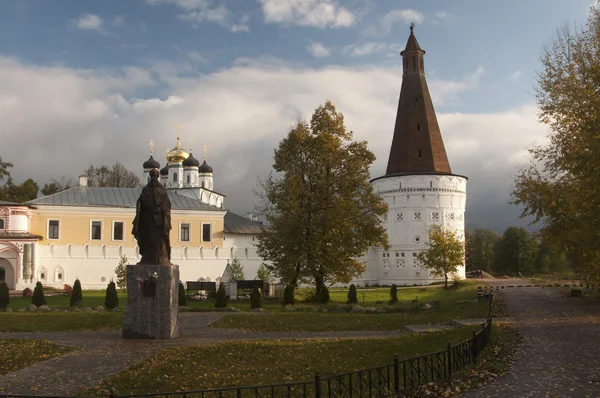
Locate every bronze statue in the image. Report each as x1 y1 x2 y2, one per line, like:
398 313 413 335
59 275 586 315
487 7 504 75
132 168 172 265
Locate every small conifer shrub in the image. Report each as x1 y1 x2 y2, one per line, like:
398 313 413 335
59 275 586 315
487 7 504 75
250 286 262 309
178 282 188 307
104 281 119 309
31 282 46 307
282 285 295 306
347 284 358 305
215 283 227 308
319 286 330 304
70 279 83 307
389 284 398 305
0 282 9 310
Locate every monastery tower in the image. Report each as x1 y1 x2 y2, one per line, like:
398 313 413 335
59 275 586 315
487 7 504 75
363 26 467 285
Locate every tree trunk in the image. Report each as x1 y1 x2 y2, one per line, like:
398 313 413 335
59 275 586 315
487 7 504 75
444 273 448 289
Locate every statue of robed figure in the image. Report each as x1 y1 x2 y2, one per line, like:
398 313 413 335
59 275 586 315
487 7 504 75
132 169 172 265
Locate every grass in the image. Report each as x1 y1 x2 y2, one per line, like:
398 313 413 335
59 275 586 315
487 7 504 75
0 313 123 332
0 339 76 376
85 326 480 396
210 282 488 332
7 290 127 310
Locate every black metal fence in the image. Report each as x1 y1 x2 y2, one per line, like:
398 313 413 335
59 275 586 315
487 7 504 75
110 314 493 398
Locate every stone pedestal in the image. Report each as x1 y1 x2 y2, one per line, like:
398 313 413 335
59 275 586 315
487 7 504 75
122 264 180 340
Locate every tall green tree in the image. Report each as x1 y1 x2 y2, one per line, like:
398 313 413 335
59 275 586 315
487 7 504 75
84 162 140 188
257 101 388 294
0 177 39 203
417 227 465 289
512 5 600 281
465 228 501 272
535 237 569 275
492 227 538 276
0 157 12 183
256 263 271 283
230 257 245 280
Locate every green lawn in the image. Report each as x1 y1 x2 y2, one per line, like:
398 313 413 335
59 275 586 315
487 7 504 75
0 339 76 376
85 326 479 396
0 313 123 332
7 290 127 310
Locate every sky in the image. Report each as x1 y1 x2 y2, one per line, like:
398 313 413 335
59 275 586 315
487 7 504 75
0 0 597 234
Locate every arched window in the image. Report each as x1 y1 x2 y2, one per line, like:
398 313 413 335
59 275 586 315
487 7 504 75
202 181 205 188
187 175 191 184
418 150 422 158
173 172 178 182
0 219 4 229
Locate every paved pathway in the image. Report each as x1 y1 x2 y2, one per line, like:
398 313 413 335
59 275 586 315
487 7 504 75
463 280 600 398
0 312 401 396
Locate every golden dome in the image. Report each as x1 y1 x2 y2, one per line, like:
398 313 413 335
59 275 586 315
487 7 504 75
166 136 189 163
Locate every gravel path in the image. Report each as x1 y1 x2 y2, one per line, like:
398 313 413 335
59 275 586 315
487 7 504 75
463 280 600 398
0 312 401 396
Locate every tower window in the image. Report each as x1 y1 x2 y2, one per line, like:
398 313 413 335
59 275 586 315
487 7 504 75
173 172 178 182
413 56 416 68
417 123 420 131
187 175 190 184
202 181 205 188
418 150 422 158
415 97 419 104
0 219 4 229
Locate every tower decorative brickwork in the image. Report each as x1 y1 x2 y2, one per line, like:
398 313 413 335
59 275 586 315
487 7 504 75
360 26 468 286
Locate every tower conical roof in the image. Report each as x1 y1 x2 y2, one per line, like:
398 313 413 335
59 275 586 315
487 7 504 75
385 26 451 176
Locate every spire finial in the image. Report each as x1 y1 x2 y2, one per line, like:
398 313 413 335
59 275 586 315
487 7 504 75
176 123 181 149
203 144 207 160
189 138 194 153
410 22 415 33
149 140 154 155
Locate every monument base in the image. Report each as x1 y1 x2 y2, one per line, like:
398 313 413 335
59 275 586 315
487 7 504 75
122 264 180 340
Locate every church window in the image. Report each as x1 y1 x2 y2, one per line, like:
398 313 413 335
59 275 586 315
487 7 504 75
431 212 439 221
397 213 403 221
413 56 416 68
415 236 421 243
57 273 63 280
48 220 60 239
40 272 46 280
202 181 205 188
415 272 421 278
112 221 124 241
91 221 102 240
418 150 422 158
415 96 419 104
448 212 455 221
417 123 420 131
401 252 405 257
414 212 421 220
383 213 388 221
180 223 190 242
0 219 4 229
412 252 417 257
202 223 212 243
396 252 399 257
173 173 178 182
187 175 191 184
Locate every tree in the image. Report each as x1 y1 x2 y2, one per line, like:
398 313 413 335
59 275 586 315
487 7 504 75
0 157 13 183
104 281 119 309
535 237 569 275
347 284 358 305
319 285 330 304
70 279 83 307
41 175 77 196
492 227 538 276
512 5 600 282
31 282 46 307
282 285 295 306
417 227 465 289
0 282 9 310
465 229 502 272
115 255 128 291
389 284 398 305
215 283 227 308
230 257 245 280
84 162 140 188
256 263 271 283
257 101 388 295
0 177 39 202
250 286 262 309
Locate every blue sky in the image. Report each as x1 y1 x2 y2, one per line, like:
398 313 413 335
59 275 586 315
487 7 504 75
0 0 597 233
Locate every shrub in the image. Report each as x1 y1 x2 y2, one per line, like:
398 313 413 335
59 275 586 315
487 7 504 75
347 284 358 305
389 284 398 305
178 282 188 307
250 286 262 309
215 283 227 308
104 281 119 309
0 282 9 310
319 286 330 304
22 287 32 297
282 285 295 306
63 284 73 297
31 282 46 306
70 279 83 307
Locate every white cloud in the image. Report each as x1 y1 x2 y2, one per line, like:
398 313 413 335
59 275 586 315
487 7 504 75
0 56 541 232
70 13 105 33
344 42 387 57
147 0 249 32
259 0 356 28
113 15 127 27
364 9 423 37
308 42 330 58
509 70 522 81
434 11 450 20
